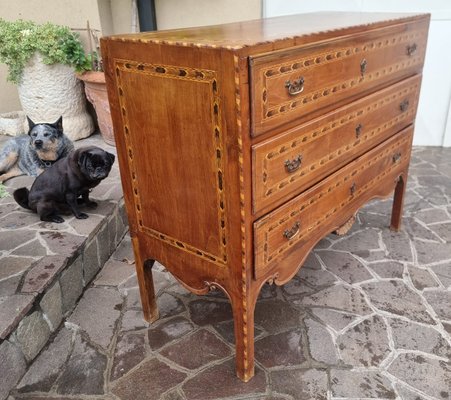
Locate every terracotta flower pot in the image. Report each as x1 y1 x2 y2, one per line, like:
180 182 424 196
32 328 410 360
77 71 115 146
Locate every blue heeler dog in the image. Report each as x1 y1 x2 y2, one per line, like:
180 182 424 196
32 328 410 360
0 116 74 183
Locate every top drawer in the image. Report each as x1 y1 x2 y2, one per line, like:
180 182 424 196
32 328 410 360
250 18 429 136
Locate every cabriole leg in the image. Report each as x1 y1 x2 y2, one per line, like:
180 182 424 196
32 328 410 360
131 236 159 323
390 174 407 231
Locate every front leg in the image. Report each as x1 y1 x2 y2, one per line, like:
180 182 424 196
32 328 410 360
66 192 88 219
80 189 97 208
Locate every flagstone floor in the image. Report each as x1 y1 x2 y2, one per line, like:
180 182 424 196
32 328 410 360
3 146 451 400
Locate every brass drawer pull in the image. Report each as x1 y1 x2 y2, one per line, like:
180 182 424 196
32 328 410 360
355 123 363 138
284 154 302 173
393 152 402 163
407 43 417 56
283 221 301 240
360 59 367 76
285 77 305 96
350 182 357 196
400 99 409 112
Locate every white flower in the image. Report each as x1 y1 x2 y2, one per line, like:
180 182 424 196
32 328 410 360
21 29 32 36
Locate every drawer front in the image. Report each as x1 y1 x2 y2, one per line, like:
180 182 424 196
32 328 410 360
253 126 414 278
252 75 421 214
250 18 428 135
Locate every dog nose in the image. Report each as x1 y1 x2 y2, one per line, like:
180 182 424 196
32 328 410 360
34 140 43 148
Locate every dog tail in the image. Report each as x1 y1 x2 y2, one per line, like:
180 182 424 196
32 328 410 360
13 187 31 210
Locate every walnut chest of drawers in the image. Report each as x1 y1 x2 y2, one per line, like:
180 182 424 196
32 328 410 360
101 12 429 381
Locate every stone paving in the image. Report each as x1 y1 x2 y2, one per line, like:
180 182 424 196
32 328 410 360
0 133 127 399
1 146 451 400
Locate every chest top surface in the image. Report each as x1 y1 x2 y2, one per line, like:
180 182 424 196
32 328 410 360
105 11 428 49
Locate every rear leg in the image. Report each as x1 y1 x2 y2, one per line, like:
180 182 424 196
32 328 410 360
37 201 65 223
0 165 23 183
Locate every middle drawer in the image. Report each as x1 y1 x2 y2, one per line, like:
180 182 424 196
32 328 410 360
252 74 421 214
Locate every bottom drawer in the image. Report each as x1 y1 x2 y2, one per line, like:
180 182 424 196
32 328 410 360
253 125 414 278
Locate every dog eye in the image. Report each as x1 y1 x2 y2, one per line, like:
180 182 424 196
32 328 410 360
44 133 49 137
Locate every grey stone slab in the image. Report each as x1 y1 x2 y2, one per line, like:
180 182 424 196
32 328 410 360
0 230 36 251
394 384 430 400
424 290 451 320
415 208 450 225
317 251 372 284
94 258 135 286
59 255 83 315
330 369 396 399
112 358 186 400
158 292 186 319
0 340 26 400
121 309 149 331
17 328 73 393
0 256 32 280
188 299 233 326
282 276 315 297
68 287 122 350
21 255 68 294
111 332 147 381
271 368 328 400
304 317 338 364
254 299 302 334
111 234 134 263
0 294 35 340
310 308 358 331
96 222 111 267
160 329 231 370
148 316 194 350
428 222 451 242
182 359 266 400
407 266 440 290
82 238 100 285
11 239 47 257
39 281 63 332
388 318 451 358
298 265 337 287
255 329 307 368
0 274 21 296
0 211 41 229
361 280 434 324
387 353 451 400
337 315 390 367
381 230 413 262
299 284 372 316
403 217 442 241
332 229 381 252
38 231 86 257
430 262 451 288
368 261 404 279
12 311 51 362
414 239 451 265
56 334 107 395
68 213 103 238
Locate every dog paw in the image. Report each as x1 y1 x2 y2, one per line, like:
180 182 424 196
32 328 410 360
76 212 89 219
42 215 65 223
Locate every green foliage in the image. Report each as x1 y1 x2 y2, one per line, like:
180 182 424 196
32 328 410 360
0 183 8 199
0 18 91 84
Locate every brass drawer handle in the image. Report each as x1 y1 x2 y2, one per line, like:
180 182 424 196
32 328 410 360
407 43 417 56
285 77 304 96
350 182 357 196
360 59 367 76
283 221 301 240
355 123 363 138
284 155 302 173
393 152 402 163
400 99 409 112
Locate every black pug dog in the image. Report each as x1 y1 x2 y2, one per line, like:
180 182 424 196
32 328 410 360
13 146 115 223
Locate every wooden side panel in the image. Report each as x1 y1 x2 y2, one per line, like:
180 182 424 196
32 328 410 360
115 61 227 265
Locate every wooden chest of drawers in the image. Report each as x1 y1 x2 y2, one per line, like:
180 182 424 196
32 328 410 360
101 12 429 382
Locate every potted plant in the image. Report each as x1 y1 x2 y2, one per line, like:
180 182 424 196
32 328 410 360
76 23 115 146
0 18 94 140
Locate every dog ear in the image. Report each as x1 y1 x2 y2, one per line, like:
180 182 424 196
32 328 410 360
106 152 115 165
27 116 36 133
52 116 63 134
77 150 90 171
